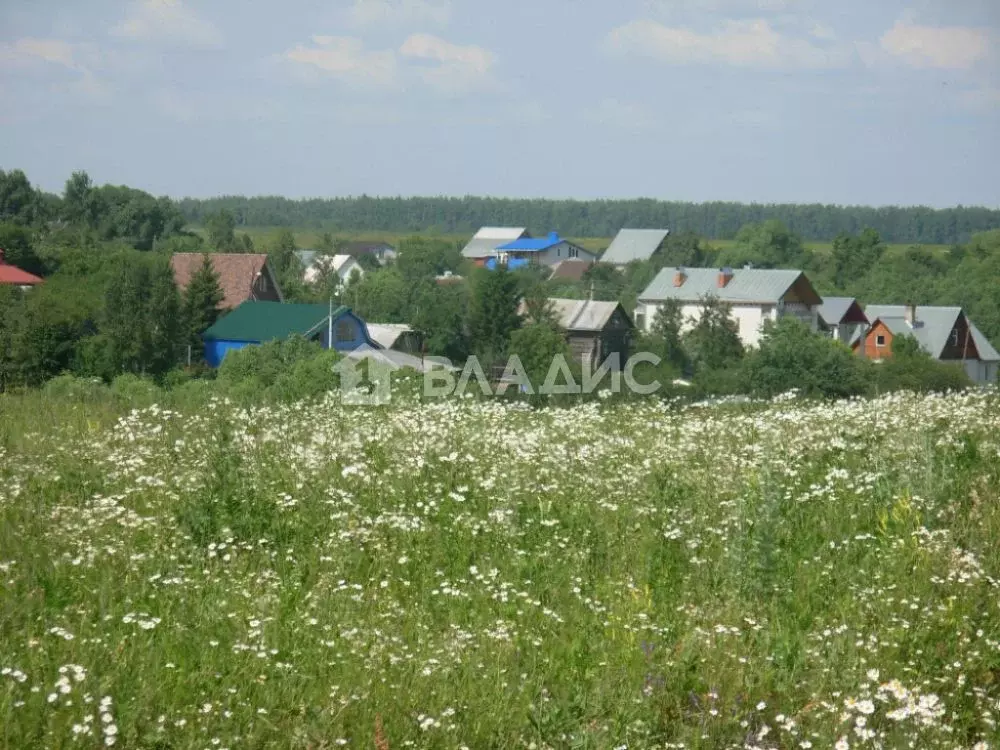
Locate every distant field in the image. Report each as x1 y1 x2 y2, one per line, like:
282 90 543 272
190 226 950 258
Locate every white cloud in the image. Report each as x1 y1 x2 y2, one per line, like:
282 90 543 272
284 36 398 87
0 37 111 102
879 21 991 70
604 18 847 69
0 37 77 69
399 33 494 92
112 0 222 48
349 0 451 26
585 98 656 131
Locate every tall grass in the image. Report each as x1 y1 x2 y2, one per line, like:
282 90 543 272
0 390 998 748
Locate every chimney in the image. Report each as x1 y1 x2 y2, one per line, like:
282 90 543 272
904 302 917 327
717 266 733 288
673 267 686 287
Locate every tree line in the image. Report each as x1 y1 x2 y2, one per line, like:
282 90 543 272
174 194 1000 245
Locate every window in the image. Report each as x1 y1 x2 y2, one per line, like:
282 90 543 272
950 329 959 346
876 334 886 348
557 247 561 257
569 246 579 259
335 319 354 343
259 273 268 292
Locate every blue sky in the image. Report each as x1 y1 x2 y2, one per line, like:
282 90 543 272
1 0 998 207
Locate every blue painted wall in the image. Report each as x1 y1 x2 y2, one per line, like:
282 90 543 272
204 310 375 367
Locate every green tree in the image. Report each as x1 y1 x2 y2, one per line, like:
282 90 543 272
871 334 972 393
646 299 688 373
62 170 95 227
724 220 805 269
205 210 237 251
0 169 45 225
830 228 885 289
182 255 224 355
0 223 43 276
469 266 522 362
683 296 744 373
740 316 869 398
410 281 470 361
508 321 573 399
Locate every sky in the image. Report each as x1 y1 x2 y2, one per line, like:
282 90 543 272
1 0 998 208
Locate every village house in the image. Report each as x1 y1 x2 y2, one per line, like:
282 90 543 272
200 301 376 367
493 232 598 269
366 323 424 355
0 249 43 290
296 252 365 286
854 304 1000 384
600 228 670 267
170 253 282 308
635 266 822 348
817 296 869 344
341 241 397 265
522 297 635 371
462 227 530 265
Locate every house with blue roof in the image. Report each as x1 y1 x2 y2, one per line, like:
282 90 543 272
487 232 597 269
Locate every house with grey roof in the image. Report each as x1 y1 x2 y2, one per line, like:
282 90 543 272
520 297 635 370
636 266 822 348
601 228 670 266
461 227 530 262
817 297 869 344
854 304 1000 384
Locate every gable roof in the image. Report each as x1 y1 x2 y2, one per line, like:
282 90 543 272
521 298 631 332
818 297 868 326
462 227 529 258
601 229 670 265
639 267 820 305
171 253 280 308
342 240 395 255
864 304 1000 362
367 323 414 350
0 250 43 286
499 232 582 252
203 301 345 342
340 344 456 373
549 259 592 282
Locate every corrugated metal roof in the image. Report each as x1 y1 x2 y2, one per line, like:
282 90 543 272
521 298 626 332
499 232 562 251
601 229 669 265
203 301 342 342
549 259 592 281
639 267 808 304
462 227 529 258
865 304 999 361
817 297 867 326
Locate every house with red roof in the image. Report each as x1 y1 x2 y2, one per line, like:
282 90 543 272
0 249 43 289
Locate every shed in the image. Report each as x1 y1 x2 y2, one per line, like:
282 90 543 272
201 301 376 367
817 296 868 344
521 297 635 370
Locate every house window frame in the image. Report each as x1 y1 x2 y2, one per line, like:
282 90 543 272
875 334 886 348
335 319 354 343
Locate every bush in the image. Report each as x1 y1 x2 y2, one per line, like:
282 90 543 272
740 317 869 399
41 373 109 403
871 340 972 394
216 337 343 403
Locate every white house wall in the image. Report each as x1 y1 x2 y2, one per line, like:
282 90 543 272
637 299 817 349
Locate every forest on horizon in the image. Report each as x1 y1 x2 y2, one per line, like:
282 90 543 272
175 194 1000 245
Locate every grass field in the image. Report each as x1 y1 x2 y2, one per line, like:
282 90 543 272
196 226 950 259
1 389 999 748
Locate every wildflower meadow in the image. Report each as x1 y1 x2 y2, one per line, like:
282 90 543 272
1 388 999 749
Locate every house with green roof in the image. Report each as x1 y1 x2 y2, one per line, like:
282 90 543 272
201 301 377 367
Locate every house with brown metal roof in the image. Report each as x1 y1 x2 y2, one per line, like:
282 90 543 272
170 253 282 309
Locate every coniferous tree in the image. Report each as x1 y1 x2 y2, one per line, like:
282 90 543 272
469 266 522 363
182 254 224 353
